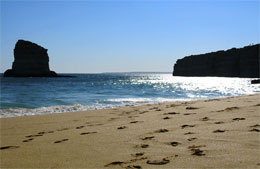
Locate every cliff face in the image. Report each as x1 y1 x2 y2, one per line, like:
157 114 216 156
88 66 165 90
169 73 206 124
4 40 58 77
173 44 260 78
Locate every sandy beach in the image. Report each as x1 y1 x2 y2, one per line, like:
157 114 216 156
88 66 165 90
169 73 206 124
1 94 259 168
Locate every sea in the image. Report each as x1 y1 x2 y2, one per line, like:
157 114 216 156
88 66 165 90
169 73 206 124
1 73 259 118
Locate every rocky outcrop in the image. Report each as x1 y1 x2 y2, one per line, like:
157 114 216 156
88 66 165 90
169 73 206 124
173 44 260 78
251 79 260 84
4 40 58 77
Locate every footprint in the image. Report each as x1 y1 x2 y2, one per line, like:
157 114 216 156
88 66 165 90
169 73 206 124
187 137 197 141
54 139 69 144
25 134 43 138
250 124 260 127
181 125 195 129
164 112 180 115
163 116 171 120
188 145 206 156
104 161 124 167
213 129 226 133
146 158 170 165
139 111 148 114
190 148 205 156
232 118 245 121
130 121 142 124
34 134 43 137
141 136 155 140
170 141 180 147
170 104 176 107
149 107 158 110
38 132 45 135
128 115 139 119
225 107 239 111
131 152 144 157
23 138 34 142
135 144 149 148
0 146 19 150
140 144 149 148
201 117 209 121
109 117 119 121
80 132 97 135
186 107 199 110
155 129 169 133
76 126 85 129
184 132 195 135
126 165 142 169
217 107 239 112
183 113 196 115
249 128 260 132
214 121 224 124
117 126 127 130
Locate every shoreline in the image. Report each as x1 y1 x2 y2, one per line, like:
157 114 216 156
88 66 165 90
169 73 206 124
1 94 260 168
1 94 257 119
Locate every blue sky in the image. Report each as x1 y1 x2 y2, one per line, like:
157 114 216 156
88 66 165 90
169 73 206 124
1 0 259 73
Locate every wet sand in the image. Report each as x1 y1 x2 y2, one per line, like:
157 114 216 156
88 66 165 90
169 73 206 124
1 94 260 168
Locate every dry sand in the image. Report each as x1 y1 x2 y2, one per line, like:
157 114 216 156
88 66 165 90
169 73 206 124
1 94 260 169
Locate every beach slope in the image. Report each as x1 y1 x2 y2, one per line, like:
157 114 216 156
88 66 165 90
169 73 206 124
1 94 260 168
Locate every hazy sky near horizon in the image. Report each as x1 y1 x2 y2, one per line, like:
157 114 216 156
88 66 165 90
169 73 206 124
1 0 259 73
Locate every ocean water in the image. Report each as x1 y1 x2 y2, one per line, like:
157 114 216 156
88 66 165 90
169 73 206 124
0 73 259 118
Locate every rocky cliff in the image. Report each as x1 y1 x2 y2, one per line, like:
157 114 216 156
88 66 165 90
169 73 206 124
4 40 58 77
173 44 260 78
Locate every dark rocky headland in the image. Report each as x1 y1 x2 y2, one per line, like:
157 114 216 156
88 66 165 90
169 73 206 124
4 40 70 77
173 44 260 78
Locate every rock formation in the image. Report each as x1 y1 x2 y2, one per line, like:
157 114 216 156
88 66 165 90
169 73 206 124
4 40 58 77
173 44 260 78
251 79 260 84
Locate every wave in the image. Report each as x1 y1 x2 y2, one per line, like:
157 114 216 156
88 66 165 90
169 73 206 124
0 104 104 118
0 97 195 118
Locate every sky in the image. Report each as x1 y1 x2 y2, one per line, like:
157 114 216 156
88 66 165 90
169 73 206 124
1 0 259 73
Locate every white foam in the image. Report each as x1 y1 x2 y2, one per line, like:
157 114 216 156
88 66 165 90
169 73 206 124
0 104 114 118
0 97 194 118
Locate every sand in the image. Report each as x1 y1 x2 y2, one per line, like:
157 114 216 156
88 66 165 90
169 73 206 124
1 94 260 169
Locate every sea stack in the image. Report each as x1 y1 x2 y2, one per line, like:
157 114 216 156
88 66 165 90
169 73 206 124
173 44 260 78
4 40 58 77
